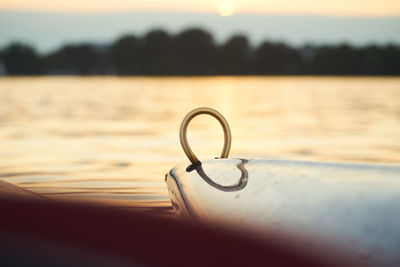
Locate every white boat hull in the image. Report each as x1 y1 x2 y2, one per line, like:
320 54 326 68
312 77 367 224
166 158 400 267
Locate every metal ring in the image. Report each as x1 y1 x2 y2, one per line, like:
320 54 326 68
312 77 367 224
179 107 232 164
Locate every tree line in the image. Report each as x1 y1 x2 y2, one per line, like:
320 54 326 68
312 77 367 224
1 28 400 76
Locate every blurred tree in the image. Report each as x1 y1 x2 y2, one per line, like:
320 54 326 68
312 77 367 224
311 44 364 75
253 42 302 75
2 28 400 76
43 44 98 75
217 35 251 75
2 43 42 75
175 28 216 75
141 29 177 75
109 35 141 75
361 45 386 75
380 44 400 75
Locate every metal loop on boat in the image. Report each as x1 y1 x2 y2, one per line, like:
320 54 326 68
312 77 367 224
180 107 232 165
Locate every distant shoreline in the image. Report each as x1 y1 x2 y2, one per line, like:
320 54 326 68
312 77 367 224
1 28 399 76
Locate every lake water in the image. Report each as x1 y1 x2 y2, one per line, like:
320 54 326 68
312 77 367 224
1 76 400 215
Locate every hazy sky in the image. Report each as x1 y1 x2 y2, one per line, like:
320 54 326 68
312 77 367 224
1 0 400 16
1 1 400 51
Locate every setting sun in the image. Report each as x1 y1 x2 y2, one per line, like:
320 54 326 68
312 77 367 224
218 1 235 16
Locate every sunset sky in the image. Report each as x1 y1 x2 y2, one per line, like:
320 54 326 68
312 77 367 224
1 0 400 16
1 0 400 51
